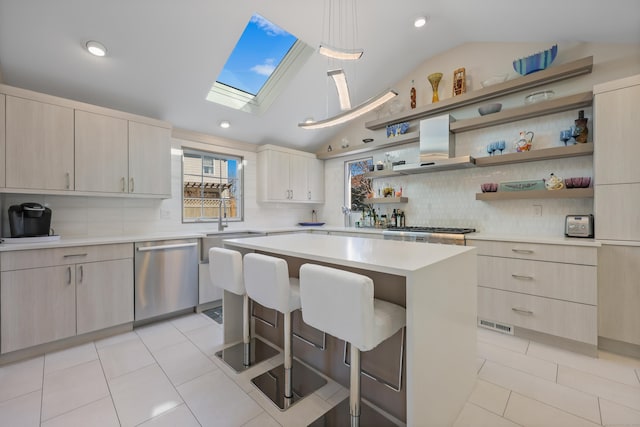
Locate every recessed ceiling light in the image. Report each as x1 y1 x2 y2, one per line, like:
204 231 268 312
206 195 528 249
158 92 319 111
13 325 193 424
414 16 429 28
86 40 107 57
219 120 231 129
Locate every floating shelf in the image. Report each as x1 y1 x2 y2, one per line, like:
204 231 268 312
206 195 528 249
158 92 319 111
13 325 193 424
450 92 593 133
316 132 419 160
364 56 594 131
476 188 593 201
363 169 404 179
475 143 593 167
363 197 408 204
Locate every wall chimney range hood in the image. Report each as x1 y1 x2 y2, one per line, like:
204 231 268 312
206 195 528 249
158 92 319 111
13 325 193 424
393 114 475 174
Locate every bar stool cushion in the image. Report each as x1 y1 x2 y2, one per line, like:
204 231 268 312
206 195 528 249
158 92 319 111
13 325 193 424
299 263 406 352
244 253 301 314
209 247 244 296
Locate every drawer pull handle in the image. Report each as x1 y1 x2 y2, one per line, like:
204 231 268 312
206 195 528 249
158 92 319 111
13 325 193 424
512 307 534 316
512 249 534 254
63 253 88 258
512 274 533 280
121 176 126 192
79 265 84 283
67 266 72 284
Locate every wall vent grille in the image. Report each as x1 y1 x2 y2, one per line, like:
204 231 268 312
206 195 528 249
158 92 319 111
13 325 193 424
478 318 514 335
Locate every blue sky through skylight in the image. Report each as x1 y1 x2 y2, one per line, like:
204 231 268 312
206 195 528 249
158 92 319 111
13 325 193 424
216 14 297 96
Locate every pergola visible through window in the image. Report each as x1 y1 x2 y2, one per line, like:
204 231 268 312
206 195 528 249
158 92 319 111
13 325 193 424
182 149 243 222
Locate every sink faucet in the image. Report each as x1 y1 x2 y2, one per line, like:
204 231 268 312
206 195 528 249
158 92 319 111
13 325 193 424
341 206 352 227
218 198 228 232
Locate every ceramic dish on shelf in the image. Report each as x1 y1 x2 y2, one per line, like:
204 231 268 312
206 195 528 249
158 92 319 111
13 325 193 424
480 74 508 88
524 90 555 104
298 222 325 226
478 103 502 116
513 44 558 75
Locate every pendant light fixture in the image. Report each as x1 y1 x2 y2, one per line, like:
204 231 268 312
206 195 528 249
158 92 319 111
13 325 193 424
299 0 397 129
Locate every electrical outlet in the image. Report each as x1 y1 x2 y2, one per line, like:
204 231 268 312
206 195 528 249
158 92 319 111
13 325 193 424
533 204 542 216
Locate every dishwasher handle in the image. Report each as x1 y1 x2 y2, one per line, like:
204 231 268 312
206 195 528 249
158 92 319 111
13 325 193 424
137 242 198 252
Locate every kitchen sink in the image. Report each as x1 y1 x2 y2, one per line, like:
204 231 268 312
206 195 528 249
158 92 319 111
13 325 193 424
200 231 265 262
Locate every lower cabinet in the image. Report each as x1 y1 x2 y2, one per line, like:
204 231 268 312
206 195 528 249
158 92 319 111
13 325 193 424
598 244 640 347
469 239 598 347
0 244 133 354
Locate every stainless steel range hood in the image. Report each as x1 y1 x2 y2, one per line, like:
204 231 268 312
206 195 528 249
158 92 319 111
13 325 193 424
393 114 475 174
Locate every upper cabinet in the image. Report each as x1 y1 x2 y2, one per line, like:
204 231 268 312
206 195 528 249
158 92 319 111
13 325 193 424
257 145 324 203
75 110 128 193
128 121 171 196
5 96 75 191
0 84 172 198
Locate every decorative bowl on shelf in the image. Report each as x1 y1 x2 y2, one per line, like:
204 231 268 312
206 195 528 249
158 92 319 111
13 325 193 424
481 183 498 193
478 103 502 116
564 177 591 188
480 74 509 88
524 90 555 104
513 44 558 75
386 122 410 138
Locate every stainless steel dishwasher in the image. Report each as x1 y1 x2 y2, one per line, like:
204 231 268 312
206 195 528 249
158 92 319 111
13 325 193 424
134 239 199 321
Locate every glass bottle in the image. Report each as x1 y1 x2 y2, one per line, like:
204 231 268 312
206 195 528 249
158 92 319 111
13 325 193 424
410 79 416 109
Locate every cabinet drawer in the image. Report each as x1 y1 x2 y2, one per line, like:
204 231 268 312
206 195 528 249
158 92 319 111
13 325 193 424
478 256 596 304
1 243 133 271
469 240 596 265
478 287 597 345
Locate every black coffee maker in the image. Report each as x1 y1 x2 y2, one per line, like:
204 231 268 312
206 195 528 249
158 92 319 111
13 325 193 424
8 203 52 237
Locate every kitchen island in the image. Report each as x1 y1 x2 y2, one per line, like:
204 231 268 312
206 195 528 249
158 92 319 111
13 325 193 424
223 233 477 426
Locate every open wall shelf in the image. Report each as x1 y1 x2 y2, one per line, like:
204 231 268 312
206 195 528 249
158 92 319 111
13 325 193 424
476 188 593 201
475 143 593 167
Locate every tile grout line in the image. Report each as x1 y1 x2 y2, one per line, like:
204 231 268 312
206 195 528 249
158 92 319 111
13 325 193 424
93 341 123 427
597 397 603 426
39 355 44 427
509 390 602 426
502 390 513 417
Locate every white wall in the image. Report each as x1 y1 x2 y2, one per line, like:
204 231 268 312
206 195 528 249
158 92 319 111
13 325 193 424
321 42 640 236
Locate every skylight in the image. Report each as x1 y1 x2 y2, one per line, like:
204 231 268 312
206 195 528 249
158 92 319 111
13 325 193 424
207 14 313 115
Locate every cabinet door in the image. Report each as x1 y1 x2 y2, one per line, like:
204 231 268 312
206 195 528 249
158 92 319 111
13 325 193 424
1 266 76 353
307 157 324 202
265 150 291 201
76 259 134 335
5 96 74 190
0 94 5 188
75 110 128 193
128 121 171 196
595 183 640 241
290 153 308 201
598 245 640 346
594 83 640 184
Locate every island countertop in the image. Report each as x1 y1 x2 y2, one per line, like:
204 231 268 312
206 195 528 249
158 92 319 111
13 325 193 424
223 233 474 276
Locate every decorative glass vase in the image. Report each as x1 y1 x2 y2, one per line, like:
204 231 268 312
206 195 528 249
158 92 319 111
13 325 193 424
428 72 443 103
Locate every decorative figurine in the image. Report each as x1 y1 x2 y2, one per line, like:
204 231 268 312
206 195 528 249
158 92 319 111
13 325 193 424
410 79 416 109
428 72 443 103
574 110 589 143
452 68 466 96
514 131 534 152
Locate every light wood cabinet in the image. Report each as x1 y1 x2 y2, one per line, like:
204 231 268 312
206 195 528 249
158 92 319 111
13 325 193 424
0 94 5 188
0 243 134 353
5 96 74 191
128 121 171 196
76 258 134 335
594 183 640 241
598 244 640 347
258 145 324 203
594 77 640 185
75 110 129 193
469 238 598 347
1 265 77 353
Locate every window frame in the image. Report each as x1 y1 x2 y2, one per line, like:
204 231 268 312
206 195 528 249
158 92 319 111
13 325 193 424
344 157 373 213
181 148 244 223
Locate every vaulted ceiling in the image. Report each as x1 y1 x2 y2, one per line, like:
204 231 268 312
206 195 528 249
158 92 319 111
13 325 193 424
0 0 638 152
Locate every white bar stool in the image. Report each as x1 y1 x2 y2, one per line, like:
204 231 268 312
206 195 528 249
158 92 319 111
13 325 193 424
243 253 327 410
209 247 278 372
299 263 406 426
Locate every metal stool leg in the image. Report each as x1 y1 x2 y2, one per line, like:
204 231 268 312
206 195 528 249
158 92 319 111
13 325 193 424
243 294 251 366
350 345 361 426
284 311 293 399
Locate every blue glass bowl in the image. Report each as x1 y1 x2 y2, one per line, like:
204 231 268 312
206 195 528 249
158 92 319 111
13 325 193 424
386 122 410 138
513 44 558 75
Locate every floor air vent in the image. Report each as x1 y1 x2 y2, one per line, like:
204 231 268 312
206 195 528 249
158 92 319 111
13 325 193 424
478 318 514 335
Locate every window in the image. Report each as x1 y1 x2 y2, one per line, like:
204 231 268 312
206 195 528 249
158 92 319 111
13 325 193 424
345 157 373 212
206 13 313 115
182 149 243 222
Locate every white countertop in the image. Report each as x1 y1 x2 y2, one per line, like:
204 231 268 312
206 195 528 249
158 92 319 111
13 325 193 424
466 233 601 247
223 233 474 276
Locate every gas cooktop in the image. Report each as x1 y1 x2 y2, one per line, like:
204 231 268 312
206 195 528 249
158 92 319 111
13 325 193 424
385 227 476 234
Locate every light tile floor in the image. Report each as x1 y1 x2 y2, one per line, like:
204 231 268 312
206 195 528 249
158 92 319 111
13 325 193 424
1 313 639 426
